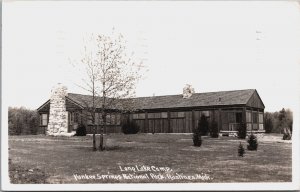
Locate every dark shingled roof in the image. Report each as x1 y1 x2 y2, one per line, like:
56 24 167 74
67 89 258 110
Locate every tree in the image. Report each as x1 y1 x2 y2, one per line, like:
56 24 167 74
198 115 209 136
193 128 202 147
278 108 293 134
209 119 219 138
8 107 39 135
237 123 246 139
264 112 273 133
76 31 144 151
238 142 245 157
247 133 258 150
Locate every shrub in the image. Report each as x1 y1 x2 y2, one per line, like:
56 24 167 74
282 127 292 140
193 130 202 147
209 120 219 138
121 119 140 134
237 123 247 139
198 115 209 136
247 133 258 150
238 142 245 157
75 124 86 136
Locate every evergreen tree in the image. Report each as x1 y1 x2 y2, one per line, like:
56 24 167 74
247 133 258 150
193 129 202 147
237 123 247 139
209 120 219 138
238 142 245 157
198 115 209 136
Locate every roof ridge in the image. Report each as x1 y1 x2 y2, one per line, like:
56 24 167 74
68 89 256 99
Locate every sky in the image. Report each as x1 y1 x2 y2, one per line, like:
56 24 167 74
2 1 300 112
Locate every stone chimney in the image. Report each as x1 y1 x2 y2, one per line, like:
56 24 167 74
183 84 195 99
47 83 69 136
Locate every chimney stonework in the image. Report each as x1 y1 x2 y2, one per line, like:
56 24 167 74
47 83 69 136
183 84 195 99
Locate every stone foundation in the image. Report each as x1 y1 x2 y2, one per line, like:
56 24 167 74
47 83 69 136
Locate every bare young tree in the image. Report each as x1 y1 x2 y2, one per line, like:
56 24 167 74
77 31 144 151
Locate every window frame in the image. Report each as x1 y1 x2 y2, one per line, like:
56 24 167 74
40 113 48 126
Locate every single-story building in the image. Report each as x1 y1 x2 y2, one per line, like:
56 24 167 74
37 84 265 135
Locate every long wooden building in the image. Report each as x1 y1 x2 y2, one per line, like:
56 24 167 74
37 86 265 135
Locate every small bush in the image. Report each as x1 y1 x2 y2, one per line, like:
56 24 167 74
121 119 140 134
247 134 258 150
193 131 202 147
237 123 247 139
282 127 292 140
210 120 219 138
198 115 209 136
75 125 86 136
238 142 245 157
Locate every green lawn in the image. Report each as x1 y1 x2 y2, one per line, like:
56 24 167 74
8 133 292 183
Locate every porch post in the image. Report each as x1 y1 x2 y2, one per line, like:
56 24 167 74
145 111 148 133
167 111 171 133
218 108 222 133
192 110 195 132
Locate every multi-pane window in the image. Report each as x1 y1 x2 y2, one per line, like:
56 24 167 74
259 113 263 124
88 112 121 125
116 114 121 125
133 113 146 119
253 112 258 123
40 114 48 126
246 111 252 122
178 112 185 118
161 112 168 118
228 112 235 123
170 112 185 118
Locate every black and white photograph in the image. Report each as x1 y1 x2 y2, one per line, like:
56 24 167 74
1 0 300 191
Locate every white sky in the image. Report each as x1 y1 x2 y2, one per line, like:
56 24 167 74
2 1 300 112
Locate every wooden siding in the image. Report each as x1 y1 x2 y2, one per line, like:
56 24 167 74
66 98 83 111
246 91 265 109
37 100 50 113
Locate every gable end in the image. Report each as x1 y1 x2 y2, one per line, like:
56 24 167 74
246 90 265 109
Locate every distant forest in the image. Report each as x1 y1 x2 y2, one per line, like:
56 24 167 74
264 108 293 134
8 107 293 135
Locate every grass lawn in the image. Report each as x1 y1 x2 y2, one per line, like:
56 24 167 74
8 133 292 183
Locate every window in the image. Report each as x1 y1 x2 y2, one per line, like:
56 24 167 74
161 112 168 118
228 112 235 123
170 112 177 118
178 112 185 118
138 113 146 119
133 114 139 119
111 114 116 125
106 114 111 125
235 113 242 123
116 114 121 125
133 113 146 119
259 113 263 124
246 111 252 122
253 112 258 123
148 113 156 119
40 114 48 126
170 112 185 118
87 112 93 125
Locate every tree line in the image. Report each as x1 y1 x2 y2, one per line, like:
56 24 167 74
8 107 39 135
264 108 293 134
